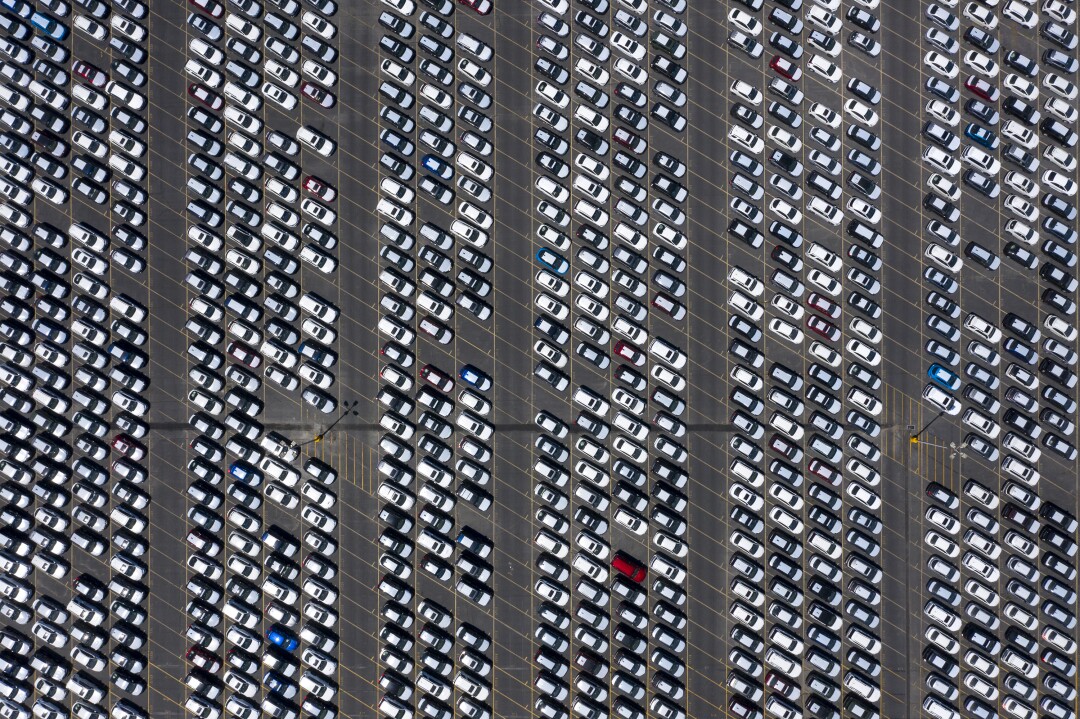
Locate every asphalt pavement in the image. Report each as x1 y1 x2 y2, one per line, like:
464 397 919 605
111 2 1080 718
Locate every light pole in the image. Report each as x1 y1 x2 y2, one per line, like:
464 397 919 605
910 411 946 445
297 399 360 447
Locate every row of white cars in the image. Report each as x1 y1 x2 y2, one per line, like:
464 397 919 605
722 1 891 718
182 0 344 718
528 2 693 719
0 0 157 717
375 2 500 719
919 3 1080 719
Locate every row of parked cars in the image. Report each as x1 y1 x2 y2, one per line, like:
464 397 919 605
721 0 891 717
528 1 692 719
0 0 156 716
920 0 1080 464
376 2 500 719
918 2 1080 718
182 0 343 717
921 478 1079 719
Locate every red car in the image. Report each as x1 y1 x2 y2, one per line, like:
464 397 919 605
769 434 803 463
420 364 454 393
188 83 223 111
458 0 492 14
185 647 221 672
301 81 335 108
613 340 646 367
806 292 841 319
111 434 146 461
189 0 224 17
769 55 801 81
806 314 841 342
613 126 647 154
226 341 261 369
964 75 999 103
303 175 336 202
72 60 107 88
808 459 840 485
610 551 647 582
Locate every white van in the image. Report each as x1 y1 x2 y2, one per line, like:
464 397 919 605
922 384 961 415
260 432 299 461
923 696 960 719
730 458 764 488
297 125 336 156
844 671 880 702
764 647 801 679
535 529 569 558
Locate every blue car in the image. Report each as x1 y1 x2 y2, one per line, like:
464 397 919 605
964 123 998 150
266 626 298 652
422 153 453 180
229 462 261 486
536 247 569 275
459 364 492 391
927 363 960 391
30 12 66 40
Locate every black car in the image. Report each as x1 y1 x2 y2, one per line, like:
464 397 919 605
924 193 960 222
534 56 568 84
846 6 879 32
1044 49 1079 74
1003 96 1039 125
1004 242 1038 269
1005 50 1038 77
965 99 999 125
964 25 1000 53
926 76 960 103
847 124 881 151
574 10 608 38
1042 21 1078 51
1042 118 1078 148
769 31 803 58
1043 193 1078 222
1002 144 1038 172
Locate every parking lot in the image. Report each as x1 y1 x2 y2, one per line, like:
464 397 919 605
0 1 1076 719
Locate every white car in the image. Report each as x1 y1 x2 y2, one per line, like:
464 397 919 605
610 31 645 60
768 318 803 344
1044 72 1078 102
1004 73 1038 101
927 173 959 201
1002 0 1037 27
963 1 998 29
731 79 762 105
845 99 879 126
808 54 841 83
848 338 881 367
807 4 842 33
768 126 801 152
1004 195 1039 222
1001 121 1037 151
727 8 761 35
1046 97 1078 124
729 125 763 154
847 197 881 224
964 50 999 78
1045 145 1077 173
809 101 840 127
926 98 959 126
925 51 958 79
769 198 802 224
